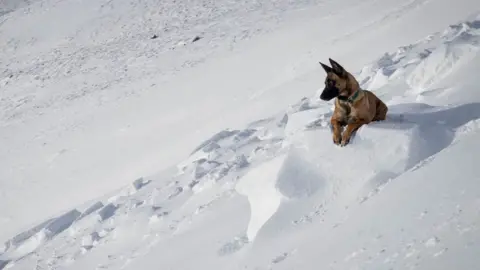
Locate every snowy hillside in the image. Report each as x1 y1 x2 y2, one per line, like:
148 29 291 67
1 0 480 269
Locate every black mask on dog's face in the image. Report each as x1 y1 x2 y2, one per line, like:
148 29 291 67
318 59 347 101
320 78 339 101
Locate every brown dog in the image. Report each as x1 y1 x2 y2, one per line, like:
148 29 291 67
319 58 388 146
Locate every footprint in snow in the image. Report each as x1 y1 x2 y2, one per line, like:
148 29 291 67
271 250 296 264
424 236 440 247
168 187 183 199
81 232 101 251
433 248 448 257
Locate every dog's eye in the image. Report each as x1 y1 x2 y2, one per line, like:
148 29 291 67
327 79 336 86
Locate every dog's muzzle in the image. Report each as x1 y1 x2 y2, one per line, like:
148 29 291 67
320 86 340 101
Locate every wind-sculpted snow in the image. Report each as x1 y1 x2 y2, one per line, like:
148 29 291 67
8 95 477 268
2 10 480 270
356 13 480 97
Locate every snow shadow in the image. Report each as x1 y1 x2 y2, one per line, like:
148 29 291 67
358 102 480 200
348 102 480 150
275 148 325 199
387 102 480 129
391 102 480 165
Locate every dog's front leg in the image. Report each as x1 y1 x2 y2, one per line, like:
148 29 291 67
331 118 342 145
341 119 367 146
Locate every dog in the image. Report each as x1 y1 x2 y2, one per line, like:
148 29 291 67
318 58 388 146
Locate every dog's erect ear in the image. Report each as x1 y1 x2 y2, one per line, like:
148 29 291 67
329 58 346 77
319 62 332 73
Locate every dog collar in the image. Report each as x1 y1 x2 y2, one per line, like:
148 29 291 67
348 90 360 103
338 90 360 103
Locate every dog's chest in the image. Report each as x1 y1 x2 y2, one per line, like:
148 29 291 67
336 100 359 123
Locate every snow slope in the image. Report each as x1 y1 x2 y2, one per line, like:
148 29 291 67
1 0 480 269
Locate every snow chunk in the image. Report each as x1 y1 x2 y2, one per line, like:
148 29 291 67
97 203 118 221
236 155 286 241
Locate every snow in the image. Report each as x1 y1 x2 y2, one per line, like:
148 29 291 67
1 0 480 269
236 154 285 241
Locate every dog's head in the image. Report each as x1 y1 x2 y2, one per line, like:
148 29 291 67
318 58 349 101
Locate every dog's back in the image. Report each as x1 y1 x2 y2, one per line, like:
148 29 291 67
360 90 388 122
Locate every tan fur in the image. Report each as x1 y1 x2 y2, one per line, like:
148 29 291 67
323 61 388 146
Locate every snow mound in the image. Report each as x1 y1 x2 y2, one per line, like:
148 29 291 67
406 42 478 90
234 98 480 244
298 101 480 195
356 15 480 96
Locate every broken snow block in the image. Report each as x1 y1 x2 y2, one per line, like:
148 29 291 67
97 203 118 221
44 209 81 238
77 201 104 220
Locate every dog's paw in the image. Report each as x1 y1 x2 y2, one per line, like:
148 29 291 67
333 133 341 145
340 135 351 147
